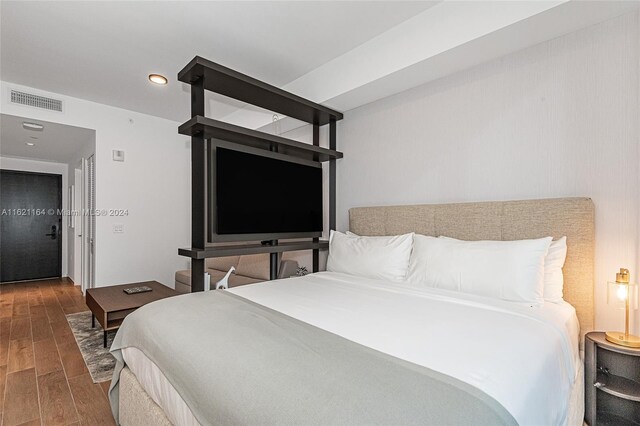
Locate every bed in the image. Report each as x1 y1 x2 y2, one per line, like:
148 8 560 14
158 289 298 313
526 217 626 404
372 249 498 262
109 197 595 426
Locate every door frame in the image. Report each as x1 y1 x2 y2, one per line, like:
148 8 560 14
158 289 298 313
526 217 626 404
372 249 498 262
73 166 83 290
0 169 63 281
83 155 95 291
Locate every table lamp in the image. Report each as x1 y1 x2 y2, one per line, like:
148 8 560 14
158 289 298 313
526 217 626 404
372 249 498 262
605 268 640 348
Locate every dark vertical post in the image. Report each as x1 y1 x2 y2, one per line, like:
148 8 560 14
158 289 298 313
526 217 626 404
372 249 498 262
312 123 320 273
329 118 336 231
191 78 206 292
270 241 279 280
584 336 596 425
268 133 279 280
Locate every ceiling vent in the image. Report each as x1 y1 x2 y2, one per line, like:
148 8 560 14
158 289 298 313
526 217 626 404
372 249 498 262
10 90 63 112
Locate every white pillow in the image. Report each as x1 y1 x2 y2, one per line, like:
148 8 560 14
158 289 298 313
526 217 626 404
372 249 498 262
407 235 552 304
327 231 414 281
406 234 438 282
433 236 567 303
544 237 567 303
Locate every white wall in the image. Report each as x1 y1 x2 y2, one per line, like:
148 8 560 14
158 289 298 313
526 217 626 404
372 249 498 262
0 156 69 277
337 12 640 333
1 82 191 288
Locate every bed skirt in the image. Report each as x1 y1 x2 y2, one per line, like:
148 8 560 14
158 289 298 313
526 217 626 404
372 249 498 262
117 360 585 426
119 367 173 426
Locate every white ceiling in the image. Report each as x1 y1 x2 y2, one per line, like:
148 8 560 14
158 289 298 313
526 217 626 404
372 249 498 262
0 114 94 163
2 1 637 132
286 1 640 111
0 1 436 123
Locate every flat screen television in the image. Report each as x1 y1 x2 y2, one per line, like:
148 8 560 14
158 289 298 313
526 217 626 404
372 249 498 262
215 147 323 238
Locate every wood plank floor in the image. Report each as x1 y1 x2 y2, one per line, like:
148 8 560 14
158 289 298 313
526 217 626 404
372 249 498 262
0 279 115 426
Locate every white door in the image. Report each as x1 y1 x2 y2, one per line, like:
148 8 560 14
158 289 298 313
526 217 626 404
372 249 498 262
74 167 83 291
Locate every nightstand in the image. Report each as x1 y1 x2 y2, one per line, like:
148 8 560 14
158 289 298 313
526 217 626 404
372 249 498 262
585 331 640 425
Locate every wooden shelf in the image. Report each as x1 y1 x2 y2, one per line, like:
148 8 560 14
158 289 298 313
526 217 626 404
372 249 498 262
105 318 125 331
596 372 640 402
179 116 343 162
179 240 329 259
178 56 343 125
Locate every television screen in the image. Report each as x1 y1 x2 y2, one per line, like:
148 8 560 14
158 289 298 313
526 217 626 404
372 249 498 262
216 147 323 235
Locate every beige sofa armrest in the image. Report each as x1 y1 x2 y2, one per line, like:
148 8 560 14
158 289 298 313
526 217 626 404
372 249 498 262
278 259 299 279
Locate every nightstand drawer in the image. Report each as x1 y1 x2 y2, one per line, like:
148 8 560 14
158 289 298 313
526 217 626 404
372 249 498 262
598 349 640 387
596 392 640 425
586 332 640 425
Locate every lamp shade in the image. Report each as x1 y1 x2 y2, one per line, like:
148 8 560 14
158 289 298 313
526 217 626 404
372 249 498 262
606 281 638 310
605 268 640 348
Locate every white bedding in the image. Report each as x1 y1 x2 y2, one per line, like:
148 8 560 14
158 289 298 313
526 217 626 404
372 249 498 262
122 272 580 426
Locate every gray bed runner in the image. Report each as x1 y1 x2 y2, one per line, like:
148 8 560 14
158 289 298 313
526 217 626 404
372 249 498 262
109 290 517 425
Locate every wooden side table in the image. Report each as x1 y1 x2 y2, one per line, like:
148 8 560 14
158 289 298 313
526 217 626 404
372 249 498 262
585 331 640 425
86 281 179 347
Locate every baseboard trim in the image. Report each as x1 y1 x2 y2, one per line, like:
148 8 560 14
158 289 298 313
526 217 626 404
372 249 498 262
0 276 60 284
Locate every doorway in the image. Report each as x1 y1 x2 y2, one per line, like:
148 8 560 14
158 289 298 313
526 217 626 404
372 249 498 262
0 169 62 282
0 113 96 289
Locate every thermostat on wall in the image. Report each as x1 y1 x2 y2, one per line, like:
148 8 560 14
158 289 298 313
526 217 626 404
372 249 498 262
113 150 125 162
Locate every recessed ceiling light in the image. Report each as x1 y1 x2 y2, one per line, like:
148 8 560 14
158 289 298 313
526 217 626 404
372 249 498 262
25 142 36 146
149 74 168 85
23 121 44 131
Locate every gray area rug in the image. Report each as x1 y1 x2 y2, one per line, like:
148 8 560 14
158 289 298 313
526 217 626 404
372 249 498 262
66 311 116 383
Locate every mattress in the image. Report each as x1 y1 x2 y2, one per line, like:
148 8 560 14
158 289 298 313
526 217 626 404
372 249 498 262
121 271 581 425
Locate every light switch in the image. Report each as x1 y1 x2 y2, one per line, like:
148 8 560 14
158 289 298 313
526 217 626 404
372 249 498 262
112 150 125 162
113 224 124 233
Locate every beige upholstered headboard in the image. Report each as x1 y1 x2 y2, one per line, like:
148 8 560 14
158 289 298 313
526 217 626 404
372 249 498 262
349 197 595 336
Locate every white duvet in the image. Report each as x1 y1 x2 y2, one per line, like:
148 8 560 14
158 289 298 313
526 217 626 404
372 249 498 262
123 271 580 426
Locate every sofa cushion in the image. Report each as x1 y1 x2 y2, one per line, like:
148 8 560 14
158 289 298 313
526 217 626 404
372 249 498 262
205 256 240 272
209 269 262 287
175 268 221 286
235 254 271 280
228 274 262 287
174 266 263 292
175 269 192 286
207 270 226 284
174 281 190 294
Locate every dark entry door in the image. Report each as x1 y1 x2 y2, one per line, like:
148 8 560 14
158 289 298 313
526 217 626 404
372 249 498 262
1 170 62 282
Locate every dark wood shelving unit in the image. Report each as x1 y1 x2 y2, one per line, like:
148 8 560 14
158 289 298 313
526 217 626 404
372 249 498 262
179 116 342 162
178 56 343 125
177 56 343 290
179 240 329 260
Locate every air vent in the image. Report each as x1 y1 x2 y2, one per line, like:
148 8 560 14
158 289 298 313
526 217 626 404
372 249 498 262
10 90 63 112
